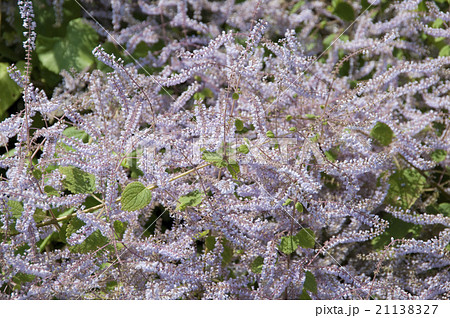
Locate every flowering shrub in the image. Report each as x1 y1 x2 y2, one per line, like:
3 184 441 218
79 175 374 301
0 0 449 299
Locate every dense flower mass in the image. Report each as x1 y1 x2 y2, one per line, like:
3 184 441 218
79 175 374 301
0 0 449 299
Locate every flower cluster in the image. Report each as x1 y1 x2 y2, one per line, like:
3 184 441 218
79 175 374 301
0 0 449 300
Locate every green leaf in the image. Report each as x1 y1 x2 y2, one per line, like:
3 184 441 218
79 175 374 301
44 185 60 196
266 130 275 138
66 217 109 254
303 271 317 293
32 169 42 180
12 273 36 290
36 18 99 74
286 115 293 121
438 203 450 217
113 220 128 239
33 209 47 223
385 169 426 210
202 151 227 168
221 240 233 266
121 182 152 211
324 149 338 162
295 228 315 248
432 18 444 29
194 88 214 101
232 92 240 100
290 1 305 14
202 88 214 98
59 166 96 194
370 122 394 146
323 34 337 48
299 288 312 300
237 144 249 154
371 214 422 250
295 202 304 213
279 228 315 254
283 198 293 206
305 114 318 119
7 200 24 218
430 149 447 162
235 119 244 131
63 127 90 143
0 61 25 118
205 236 216 251
205 236 233 265
176 190 204 211
250 256 264 274
106 280 119 291
333 1 355 21
279 235 298 254
194 230 210 240
227 162 240 179
439 45 450 57
39 232 59 252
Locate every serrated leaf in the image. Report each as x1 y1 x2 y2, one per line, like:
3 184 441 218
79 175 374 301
295 228 315 248
251 256 264 274
370 122 394 146
385 169 426 210
176 190 203 211
279 235 298 254
59 166 96 194
121 181 152 211
304 271 317 293
7 200 24 218
430 149 446 162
